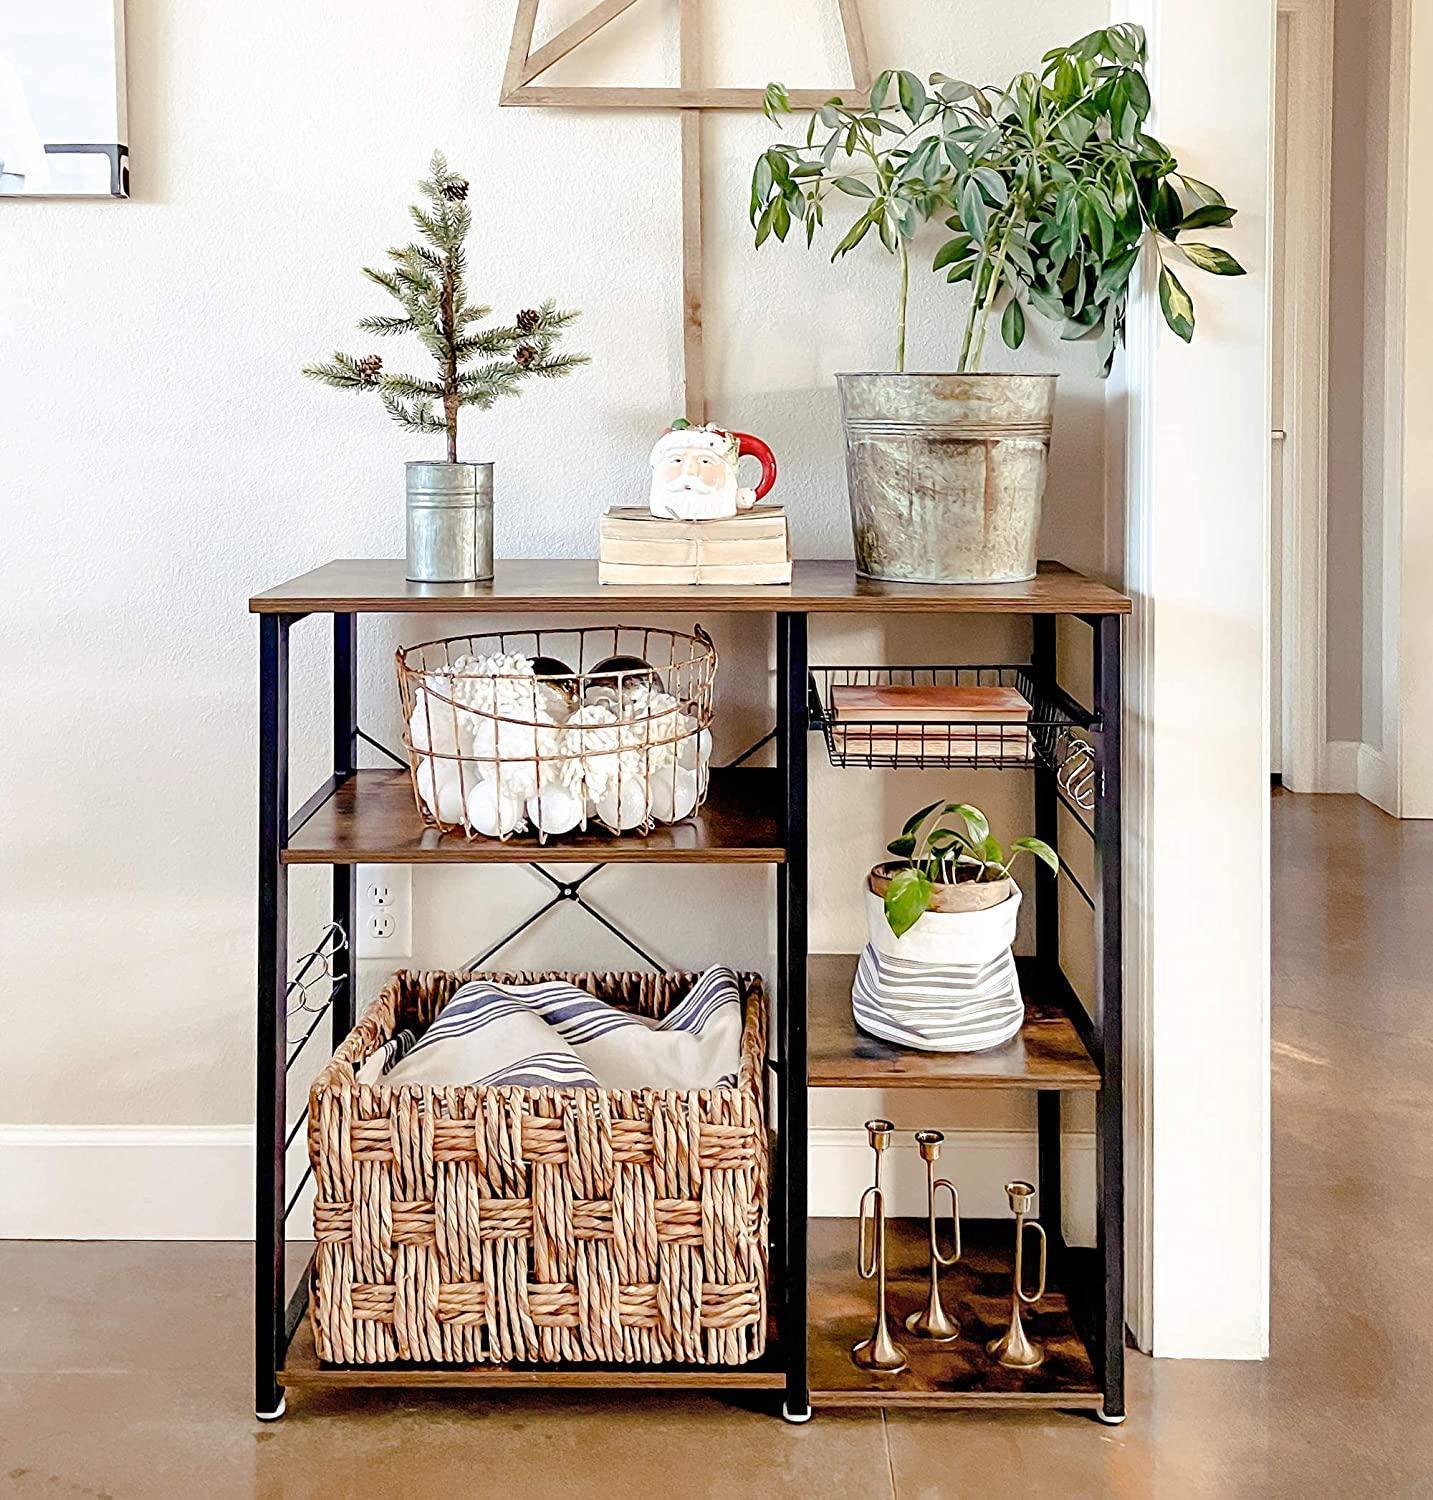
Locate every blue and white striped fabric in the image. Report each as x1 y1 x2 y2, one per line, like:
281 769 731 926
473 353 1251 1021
851 944 1024 1053
355 967 742 1091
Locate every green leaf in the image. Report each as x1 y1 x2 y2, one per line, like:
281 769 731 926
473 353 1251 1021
869 69 893 112
755 202 774 247
883 867 933 938
932 235 972 271
833 175 875 197
1095 245 1141 302
1158 264 1195 341
959 176 988 240
1001 295 1026 349
896 69 927 123
772 196 792 241
1152 181 1183 237
942 137 971 174
886 833 917 859
973 166 1008 205
752 155 774 213
945 803 990 847
831 205 879 258
1180 242 1247 276
762 81 791 122
1010 836 1060 875
1179 203 1237 230
1177 173 1226 207
901 799 943 837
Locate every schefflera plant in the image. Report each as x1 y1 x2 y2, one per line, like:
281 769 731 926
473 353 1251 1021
751 24 1246 374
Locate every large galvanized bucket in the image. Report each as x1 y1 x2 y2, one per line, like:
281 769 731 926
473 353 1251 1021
405 461 494 583
836 373 1057 584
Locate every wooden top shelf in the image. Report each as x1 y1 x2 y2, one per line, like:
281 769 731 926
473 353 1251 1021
284 767 784 865
250 558 1131 616
807 953 1100 1091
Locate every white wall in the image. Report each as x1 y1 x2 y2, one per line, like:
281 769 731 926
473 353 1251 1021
2 0 1273 1359
2 0 1111 1135
1393 0 1433 816
1121 0 1274 1356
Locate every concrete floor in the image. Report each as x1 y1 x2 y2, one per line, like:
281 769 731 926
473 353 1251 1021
3 792 1430 1498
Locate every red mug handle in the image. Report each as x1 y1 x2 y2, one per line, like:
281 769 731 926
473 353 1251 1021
733 432 777 502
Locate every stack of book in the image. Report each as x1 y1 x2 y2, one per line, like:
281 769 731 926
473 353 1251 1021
829 683 1033 761
598 506 792 586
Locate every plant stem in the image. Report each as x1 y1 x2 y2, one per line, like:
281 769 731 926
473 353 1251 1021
896 242 910 373
959 215 1014 372
442 260 459 463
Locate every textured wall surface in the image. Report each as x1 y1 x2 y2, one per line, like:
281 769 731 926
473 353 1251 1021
1 0 1111 1127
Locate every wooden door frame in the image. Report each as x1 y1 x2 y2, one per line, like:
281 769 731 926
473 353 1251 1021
1275 0 1334 793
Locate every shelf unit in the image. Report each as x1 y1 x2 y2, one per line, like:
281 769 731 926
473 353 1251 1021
250 556 1129 1422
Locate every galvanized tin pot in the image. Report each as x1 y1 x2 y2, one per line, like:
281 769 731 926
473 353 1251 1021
836 373 1057 584
405 461 494 583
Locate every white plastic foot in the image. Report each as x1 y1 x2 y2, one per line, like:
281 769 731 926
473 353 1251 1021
781 1402 813 1425
256 1396 287 1423
1097 1408 1126 1426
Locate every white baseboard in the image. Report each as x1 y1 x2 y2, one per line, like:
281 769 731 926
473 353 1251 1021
2 1123 1093 1245
809 1127 1095 1247
0 1126 258 1240
1358 743 1398 812
1310 741 1398 811
1321 739 1361 792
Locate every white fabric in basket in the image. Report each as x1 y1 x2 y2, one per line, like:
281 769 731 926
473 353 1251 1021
354 967 741 1091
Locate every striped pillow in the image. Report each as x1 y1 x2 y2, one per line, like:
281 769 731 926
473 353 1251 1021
355 966 742 1091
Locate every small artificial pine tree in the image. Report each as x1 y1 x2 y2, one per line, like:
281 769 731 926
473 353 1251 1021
304 151 587 463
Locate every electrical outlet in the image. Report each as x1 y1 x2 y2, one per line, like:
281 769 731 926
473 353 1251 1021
357 864 411 958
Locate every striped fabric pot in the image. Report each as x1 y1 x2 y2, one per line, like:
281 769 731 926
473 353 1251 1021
852 884 1023 1052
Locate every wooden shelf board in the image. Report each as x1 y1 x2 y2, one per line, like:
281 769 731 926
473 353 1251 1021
250 558 1131 616
807 954 1101 1091
280 1318 785 1390
808 1217 1101 1409
283 767 784 865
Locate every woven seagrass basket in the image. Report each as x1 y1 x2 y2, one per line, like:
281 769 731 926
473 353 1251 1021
307 969 768 1367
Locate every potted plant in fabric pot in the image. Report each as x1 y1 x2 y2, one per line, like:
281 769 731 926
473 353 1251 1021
855 799 1058 1052
750 24 1245 584
305 150 588 584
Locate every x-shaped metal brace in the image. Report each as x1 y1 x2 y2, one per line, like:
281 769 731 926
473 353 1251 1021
462 864 666 973
355 718 783 979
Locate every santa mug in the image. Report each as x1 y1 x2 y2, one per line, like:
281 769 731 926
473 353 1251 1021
647 421 778 522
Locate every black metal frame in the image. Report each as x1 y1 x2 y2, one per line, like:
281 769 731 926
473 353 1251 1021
1027 612 1125 1421
777 613 810 1419
254 600 1120 1423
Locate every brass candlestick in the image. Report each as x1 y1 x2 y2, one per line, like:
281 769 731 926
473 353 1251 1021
986 1180 1048 1369
852 1119 907 1373
904 1130 961 1342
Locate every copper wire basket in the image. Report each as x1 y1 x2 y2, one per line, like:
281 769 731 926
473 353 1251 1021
395 625 717 841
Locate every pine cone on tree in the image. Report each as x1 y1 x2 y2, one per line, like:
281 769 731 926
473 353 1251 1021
515 344 537 369
516 308 540 333
356 354 383 386
441 178 469 201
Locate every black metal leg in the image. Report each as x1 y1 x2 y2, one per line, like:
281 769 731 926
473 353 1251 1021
1032 616 1060 966
256 614 291 1419
1093 613 1125 1421
777 611 809 1421
1037 1089 1063 1263
332 613 357 1048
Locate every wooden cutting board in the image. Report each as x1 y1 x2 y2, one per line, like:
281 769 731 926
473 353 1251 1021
829 683 1032 722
